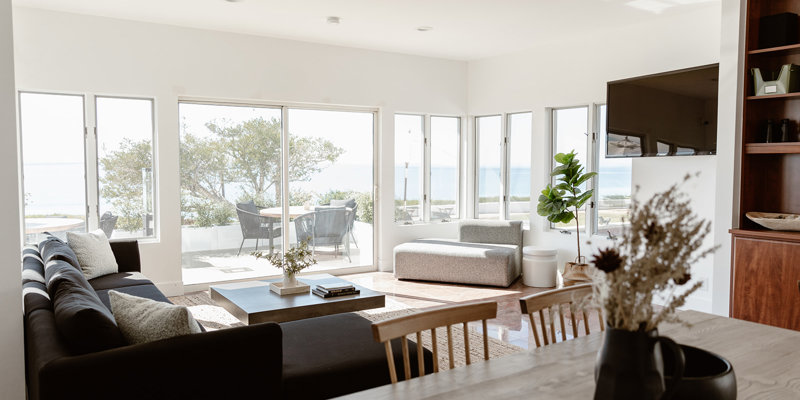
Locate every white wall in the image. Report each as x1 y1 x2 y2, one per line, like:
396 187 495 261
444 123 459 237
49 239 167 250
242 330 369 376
467 5 725 312
12 7 469 292
0 0 24 398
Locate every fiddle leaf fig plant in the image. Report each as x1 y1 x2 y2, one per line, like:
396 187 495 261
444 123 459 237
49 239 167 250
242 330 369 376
537 150 597 262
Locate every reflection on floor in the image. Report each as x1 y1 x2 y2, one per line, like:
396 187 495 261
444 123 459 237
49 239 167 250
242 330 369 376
341 272 600 350
182 246 371 286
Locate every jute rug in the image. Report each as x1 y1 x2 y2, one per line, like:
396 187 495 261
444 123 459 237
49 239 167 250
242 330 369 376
170 291 524 370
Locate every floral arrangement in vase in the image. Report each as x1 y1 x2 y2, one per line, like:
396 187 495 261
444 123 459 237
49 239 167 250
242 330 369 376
590 175 718 399
253 240 317 287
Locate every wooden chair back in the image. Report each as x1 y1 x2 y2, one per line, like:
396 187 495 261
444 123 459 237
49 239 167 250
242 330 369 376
371 301 498 383
518 283 603 348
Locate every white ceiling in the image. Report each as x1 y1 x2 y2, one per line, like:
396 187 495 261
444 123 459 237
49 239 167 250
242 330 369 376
13 0 720 60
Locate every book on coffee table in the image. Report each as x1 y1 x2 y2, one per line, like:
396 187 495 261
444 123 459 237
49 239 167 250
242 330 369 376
317 282 355 291
312 288 360 298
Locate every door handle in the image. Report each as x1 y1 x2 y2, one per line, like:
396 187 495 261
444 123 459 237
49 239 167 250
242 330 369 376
797 280 800 294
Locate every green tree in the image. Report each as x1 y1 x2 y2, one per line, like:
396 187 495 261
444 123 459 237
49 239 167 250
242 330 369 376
98 138 153 231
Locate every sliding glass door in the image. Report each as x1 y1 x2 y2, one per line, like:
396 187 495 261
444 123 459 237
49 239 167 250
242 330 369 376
180 102 375 285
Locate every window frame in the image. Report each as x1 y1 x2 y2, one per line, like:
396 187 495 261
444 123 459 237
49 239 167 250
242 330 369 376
473 111 533 225
18 90 158 242
394 113 463 224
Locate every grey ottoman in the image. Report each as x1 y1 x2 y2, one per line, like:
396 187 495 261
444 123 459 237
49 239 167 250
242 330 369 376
393 220 522 287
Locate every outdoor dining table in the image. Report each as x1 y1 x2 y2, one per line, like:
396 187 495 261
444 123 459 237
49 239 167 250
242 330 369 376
338 310 800 399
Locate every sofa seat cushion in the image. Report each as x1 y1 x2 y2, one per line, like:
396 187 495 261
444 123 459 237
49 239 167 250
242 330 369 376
95 284 171 311
394 239 519 287
281 313 433 399
89 272 152 291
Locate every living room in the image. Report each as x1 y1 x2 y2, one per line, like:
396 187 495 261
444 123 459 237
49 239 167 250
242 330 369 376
2 0 785 399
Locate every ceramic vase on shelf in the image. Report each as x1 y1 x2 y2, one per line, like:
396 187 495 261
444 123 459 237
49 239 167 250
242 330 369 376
282 271 297 287
594 327 684 400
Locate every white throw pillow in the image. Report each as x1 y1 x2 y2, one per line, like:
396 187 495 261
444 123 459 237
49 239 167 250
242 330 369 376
67 229 119 279
109 290 202 344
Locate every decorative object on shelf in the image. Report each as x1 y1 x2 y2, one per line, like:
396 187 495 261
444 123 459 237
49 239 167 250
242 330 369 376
589 175 722 400
537 150 597 282
751 64 800 96
764 119 775 143
745 211 800 232
253 240 317 296
758 12 798 49
663 345 737 400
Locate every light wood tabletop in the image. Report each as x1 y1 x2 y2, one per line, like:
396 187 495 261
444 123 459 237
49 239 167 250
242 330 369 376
337 310 800 399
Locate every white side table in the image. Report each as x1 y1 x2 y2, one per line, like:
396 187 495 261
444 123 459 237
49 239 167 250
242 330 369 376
522 246 558 287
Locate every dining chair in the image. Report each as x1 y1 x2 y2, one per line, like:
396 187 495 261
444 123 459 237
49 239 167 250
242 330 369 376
371 301 497 383
519 283 603 348
235 202 282 256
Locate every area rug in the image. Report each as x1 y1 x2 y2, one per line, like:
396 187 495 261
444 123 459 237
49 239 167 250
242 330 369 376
170 291 524 370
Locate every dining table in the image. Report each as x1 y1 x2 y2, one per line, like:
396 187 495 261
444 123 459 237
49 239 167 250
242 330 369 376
337 310 800 399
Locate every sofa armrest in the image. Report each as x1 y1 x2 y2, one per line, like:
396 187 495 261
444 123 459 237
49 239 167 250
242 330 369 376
38 322 283 400
109 240 141 273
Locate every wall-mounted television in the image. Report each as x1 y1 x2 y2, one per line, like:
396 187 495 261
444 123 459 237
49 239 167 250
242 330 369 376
606 64 719 158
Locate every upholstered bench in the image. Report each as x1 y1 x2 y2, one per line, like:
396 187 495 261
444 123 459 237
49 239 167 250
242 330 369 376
393 220 523 287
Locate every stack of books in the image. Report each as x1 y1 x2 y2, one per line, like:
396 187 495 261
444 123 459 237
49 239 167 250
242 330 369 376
312 282 360 298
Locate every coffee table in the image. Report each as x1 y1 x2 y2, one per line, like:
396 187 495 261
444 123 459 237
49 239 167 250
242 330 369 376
209 273 385 325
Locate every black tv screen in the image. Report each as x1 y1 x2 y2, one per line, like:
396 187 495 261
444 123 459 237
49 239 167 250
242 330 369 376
606 64 718 158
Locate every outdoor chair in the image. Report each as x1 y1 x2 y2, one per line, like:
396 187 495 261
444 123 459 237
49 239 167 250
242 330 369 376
371 301 498 383
235 201 282 256
99 211 118 238
518 283 604 348
330 198 358 247
294 207 352 261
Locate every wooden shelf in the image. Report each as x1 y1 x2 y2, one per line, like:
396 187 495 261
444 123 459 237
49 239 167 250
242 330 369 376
748 43 800 56
747 92 800 100
730 228 800 243
745 142 800 154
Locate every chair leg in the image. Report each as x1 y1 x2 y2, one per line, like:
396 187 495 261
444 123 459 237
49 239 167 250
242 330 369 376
255 238 259 253
237 238 245 256
350 231 358 248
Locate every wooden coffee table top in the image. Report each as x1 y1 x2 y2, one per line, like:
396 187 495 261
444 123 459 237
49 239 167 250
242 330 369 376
209 273 385 325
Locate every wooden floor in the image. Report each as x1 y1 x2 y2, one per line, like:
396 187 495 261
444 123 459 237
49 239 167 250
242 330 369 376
340 272 588 350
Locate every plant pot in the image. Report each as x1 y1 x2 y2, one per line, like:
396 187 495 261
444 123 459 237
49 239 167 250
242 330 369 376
663 345 736 400
283 271 298 287
562 262 592 282
594 327 685 400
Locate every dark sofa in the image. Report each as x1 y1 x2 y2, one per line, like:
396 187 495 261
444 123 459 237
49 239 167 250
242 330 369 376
23 239 432 400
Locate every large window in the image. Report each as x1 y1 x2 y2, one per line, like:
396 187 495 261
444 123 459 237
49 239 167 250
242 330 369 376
475 112 532 223
394 114 461 223
20 92 156 243
180 101 375 285
594 104 632 237
551 107 590 231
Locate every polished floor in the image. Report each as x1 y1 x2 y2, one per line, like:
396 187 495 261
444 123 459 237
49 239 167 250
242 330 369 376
340 272 598 350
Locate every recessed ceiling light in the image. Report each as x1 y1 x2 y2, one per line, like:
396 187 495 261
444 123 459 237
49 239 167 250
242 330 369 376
417 26 433 32
327 16 341 25
224 0 244 3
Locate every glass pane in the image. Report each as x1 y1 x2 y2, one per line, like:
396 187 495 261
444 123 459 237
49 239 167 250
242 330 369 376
596 105 631 238
21 93 86 244
477 115 502 220
394 115 424 223
552 107 589 230
179 103 283 285
288 109 374 269
96 97 155 239
430 116 459 221
508 112 532 223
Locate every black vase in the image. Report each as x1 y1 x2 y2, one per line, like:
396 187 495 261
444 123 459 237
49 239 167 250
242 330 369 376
594 327 685 400
663 345 737 399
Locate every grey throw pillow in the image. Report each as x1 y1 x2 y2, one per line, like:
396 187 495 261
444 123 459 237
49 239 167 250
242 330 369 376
109 291 202 344
67 229 119 279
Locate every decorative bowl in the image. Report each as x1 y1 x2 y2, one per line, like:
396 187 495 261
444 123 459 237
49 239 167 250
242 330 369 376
663 344 736 400
746 212 800 231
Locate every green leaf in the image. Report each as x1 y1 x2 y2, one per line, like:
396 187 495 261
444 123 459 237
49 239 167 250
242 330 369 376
574 172 597 186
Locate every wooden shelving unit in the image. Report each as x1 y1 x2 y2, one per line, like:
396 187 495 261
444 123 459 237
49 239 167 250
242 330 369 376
732 0 800 331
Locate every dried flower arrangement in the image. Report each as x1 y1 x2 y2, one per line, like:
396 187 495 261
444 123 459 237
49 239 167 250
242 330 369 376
590 175 717 332
253 240 317 276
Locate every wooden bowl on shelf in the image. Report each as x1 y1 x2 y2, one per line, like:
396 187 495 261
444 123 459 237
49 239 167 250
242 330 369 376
746 212 800 231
